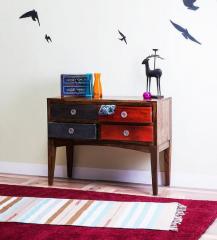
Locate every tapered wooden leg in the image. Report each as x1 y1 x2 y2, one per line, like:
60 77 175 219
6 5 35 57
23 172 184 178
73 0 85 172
48 139 56 186
164 142 171 186
151 147 159 196
66 145 74 178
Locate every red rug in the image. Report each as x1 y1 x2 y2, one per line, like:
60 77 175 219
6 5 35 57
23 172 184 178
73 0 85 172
0 184 216 240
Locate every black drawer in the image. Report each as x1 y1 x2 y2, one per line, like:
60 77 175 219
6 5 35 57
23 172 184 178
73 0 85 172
48 123 97 140
50 104 98 121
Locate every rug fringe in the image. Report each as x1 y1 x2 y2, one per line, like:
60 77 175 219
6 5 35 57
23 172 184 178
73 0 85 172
170 204 187 231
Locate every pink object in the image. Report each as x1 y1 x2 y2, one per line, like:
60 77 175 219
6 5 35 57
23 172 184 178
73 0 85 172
143 91 152 100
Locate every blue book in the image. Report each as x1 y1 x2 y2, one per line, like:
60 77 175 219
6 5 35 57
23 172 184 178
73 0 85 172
61 74 93 97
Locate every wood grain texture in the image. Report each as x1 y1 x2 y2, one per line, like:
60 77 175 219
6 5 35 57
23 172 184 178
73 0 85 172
52 139 155 152
151 147 159 196
47 97 172 195
48 139 56 186
66 145 74 178
164 141 171 186
157 98 172 145
47 96 170 105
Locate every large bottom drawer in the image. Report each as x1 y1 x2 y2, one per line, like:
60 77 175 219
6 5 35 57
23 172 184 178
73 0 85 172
100 124 153 142
48 123 97 140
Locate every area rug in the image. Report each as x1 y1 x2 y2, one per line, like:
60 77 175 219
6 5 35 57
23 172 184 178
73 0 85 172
0 196 186 231
0 184 216 240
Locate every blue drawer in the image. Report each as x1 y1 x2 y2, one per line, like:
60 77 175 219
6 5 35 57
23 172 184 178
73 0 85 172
48 123 97 140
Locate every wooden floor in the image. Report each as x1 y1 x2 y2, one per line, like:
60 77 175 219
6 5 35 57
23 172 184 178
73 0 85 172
0 173 216 240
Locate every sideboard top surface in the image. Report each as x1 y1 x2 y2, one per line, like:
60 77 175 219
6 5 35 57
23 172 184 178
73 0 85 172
47 96 171 105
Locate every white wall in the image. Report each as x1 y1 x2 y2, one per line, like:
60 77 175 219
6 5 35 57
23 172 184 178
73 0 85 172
0 0 217 189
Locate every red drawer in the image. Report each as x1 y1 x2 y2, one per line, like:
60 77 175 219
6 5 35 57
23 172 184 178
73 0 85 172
100 124 154 142
99 106 152 123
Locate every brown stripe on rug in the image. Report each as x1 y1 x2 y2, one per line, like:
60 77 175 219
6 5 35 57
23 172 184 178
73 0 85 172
46 199 74 224
0 197 22 214
0 196 11 205
66 200 94 225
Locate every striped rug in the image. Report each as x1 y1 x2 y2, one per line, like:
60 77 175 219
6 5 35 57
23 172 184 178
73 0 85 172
0 196 186 231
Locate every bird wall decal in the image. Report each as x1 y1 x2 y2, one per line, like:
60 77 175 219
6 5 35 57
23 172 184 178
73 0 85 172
118 30 127 45
19 10 40 26
183 0 199 11
170 20 201 45
45 34 52 43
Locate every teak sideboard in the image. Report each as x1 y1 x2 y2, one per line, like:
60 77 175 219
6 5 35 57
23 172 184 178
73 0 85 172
47 97 172 195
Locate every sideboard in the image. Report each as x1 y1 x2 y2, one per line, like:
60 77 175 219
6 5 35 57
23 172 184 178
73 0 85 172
47 96 172 195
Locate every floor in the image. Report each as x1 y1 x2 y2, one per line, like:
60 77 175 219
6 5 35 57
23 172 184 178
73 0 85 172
0 173 216 240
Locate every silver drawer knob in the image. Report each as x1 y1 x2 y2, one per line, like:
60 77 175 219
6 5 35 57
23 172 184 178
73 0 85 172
123 130 130 137
121 111 128 118
68 128 75 135
70 109 77 116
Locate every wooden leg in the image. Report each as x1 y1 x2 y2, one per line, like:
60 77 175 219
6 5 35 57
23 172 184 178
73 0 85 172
48 139 56 186
66 145 74 178
164 142 171 186
151 147 159 196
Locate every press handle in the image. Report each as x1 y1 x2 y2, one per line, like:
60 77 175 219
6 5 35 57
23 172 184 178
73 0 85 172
70 109 77 116
123 130 130 137
68 128 75 135
121 111 128 119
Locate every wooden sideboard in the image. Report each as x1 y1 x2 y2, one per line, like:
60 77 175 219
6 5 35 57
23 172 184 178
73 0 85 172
47 96 172 195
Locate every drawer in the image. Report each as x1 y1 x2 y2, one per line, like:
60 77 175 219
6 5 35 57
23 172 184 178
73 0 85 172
48 123 97 140
50 104 98 121
100 124 153 142
99 106 152 123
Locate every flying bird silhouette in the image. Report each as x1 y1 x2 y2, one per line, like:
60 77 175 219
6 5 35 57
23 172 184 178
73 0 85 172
170 20 201 45
45 34 52 43
19 10 40 26
118 30 127 45
183 0 199 11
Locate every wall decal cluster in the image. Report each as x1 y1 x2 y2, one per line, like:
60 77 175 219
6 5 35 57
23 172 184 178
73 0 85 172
19 9 52 44
18 2 204 47
171 0 201 45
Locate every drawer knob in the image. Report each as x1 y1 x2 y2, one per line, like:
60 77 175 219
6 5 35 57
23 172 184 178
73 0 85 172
123 130 130 137
70 109 77 116
121 111 128 118
68 128 75 135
